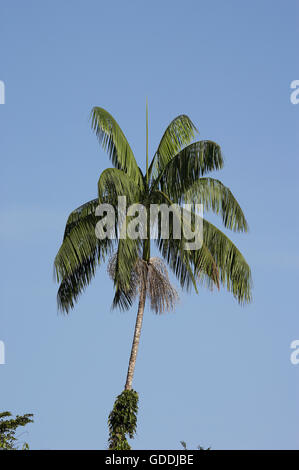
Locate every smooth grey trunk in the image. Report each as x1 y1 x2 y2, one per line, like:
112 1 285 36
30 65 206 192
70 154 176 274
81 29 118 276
124 286 146 390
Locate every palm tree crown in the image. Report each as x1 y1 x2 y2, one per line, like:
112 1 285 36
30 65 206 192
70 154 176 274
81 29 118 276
54 105 251 316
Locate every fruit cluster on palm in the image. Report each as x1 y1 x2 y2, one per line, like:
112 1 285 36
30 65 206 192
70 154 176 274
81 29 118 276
54 103 252 448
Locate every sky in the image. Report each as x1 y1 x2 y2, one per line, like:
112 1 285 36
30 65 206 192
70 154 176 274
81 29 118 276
0 0 298 450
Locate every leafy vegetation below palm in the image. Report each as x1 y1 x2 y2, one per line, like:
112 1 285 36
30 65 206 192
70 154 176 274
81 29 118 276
0 411 33 450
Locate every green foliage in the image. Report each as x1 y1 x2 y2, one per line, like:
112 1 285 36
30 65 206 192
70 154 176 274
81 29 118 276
149 114 198 179
108 390 139 450
98 168 144 207
55 105 252 313
91 107 143 186
184 178 248 232
0 411 33 450
54 198 115 313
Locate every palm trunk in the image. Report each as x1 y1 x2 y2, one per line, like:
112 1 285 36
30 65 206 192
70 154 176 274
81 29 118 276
124 286 146 390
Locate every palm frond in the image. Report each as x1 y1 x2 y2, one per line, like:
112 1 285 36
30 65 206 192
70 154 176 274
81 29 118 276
54 200 114 312
57 257 96 313
183 177 248 232
149 114 198 180
109 236 142 311
155 236 197 292
158 201 251 303
63 199 98 240
108 253 139 311
200 217 252 304
151 140 223 194
56 235 114 313
149 189 197 291
98 168 143 207
151 189 219 293
91 107 143 185
55 202 100 281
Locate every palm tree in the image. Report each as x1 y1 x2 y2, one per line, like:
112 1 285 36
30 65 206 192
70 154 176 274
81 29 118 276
54 102 251 445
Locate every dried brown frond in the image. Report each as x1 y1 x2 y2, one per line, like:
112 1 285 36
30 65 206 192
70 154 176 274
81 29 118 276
146 257 179 314
107 254 179 314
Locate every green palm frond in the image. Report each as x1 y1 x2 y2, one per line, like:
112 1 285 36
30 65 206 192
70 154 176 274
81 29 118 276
63 198 98 240
183 177 248 232
91 107 143 185
108 253 139 311
149 114 198 180
155 236 196 292
200 217 252 304
152 140 223 194
164 201 250 303
149 189 196 291
55 201 100 280
151 189 220 293
54 200 114 312
98 168 143 207
156 210 251 304
57 259 95 313
111 283 137 311
56 234 114 313
155 220 221 294
110 235 142 311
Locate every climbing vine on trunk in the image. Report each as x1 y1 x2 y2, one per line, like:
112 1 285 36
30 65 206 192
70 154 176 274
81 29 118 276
108 390 139 450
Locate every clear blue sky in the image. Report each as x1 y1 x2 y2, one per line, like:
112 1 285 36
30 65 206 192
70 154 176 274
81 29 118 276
1 0 298 450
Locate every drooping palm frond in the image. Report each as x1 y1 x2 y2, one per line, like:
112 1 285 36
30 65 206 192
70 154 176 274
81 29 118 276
151 140 223 195
158 198 250 303
63 198 98 240
108 253 139 311
156 209 251 304
56 235 114 313
155 235 197 292
148 189 197 291
183 177 248 232
54 199 115 312
55 200 102 280
57 258 95 313
91 107 143 186
110 235 143 310
199 217 252 304
151 189 220 293
149 114 198 180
